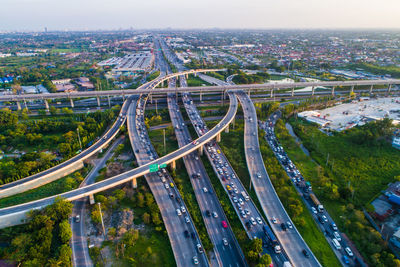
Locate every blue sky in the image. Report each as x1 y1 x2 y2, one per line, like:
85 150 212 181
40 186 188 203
1 0 399 31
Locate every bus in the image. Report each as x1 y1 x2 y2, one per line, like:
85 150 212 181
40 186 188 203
263 225 281 253
310 192 324 212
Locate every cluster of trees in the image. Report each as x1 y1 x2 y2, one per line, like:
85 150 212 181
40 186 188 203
244 238 272 266
232 71 270 84
0 107 118 185
349 63 400 78
1 198 73 266
255 102 280 120
286 118 400 266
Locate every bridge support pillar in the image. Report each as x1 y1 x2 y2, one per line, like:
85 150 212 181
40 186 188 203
194 72 197 77
122 94 125 102
44 99 49 110
107 95 111 107
311 86 315 96
331 86 335 96
149 94 153 104
199 145 203 156
369 85 373 94
131 178 137 189
70 98 74 108
388 84 392 93
23 99 28 111
97 96 101 107
350 85 354 94
225 125 229 133
248 90 250 98
216 132 221 142
186 74 188 79
171 160 176 170
270 89 274 98
200 91 202 102
16 101 21 111
292 88 295 97
89 194 95 205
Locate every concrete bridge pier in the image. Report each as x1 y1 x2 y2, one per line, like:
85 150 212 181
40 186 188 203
200 91 203 102
44 99 49 110
388 84 392 93
331 86 335 96
16 101 22 111
311 86 315 96
96 96 101 107
194 72 197 77
199 145 203 156
70 98 74 108
23 99 28 111
369 85 374 94
185 73 188 79
131 178 137 188
107 95 111 107
122 94 125 102
171 160 176 170
225 125 229 133
350 85 354 94
216 132 221 142
89 194 95 205
248 90 250 98
149 94 153 104
292 88 295 97
270 88 274 98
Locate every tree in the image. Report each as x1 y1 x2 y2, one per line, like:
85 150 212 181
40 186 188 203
259 254 272 265
59 220 72 244
49 106 58 116
142 212 151 224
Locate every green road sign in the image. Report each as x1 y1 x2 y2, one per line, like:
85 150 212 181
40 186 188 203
159 163 167 168
149 164 159 172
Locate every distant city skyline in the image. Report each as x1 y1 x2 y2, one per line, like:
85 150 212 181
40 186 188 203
1 0 400 31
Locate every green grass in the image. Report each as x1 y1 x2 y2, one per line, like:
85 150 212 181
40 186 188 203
281 118 400 265
213 119 340 267
0 168 88 208
187 75 212 87
51 48 81 53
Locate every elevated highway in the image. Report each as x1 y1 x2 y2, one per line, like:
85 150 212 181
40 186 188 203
0 79 399 101
0 92 238 229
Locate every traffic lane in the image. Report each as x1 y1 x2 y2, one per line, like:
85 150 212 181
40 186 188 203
128 100 207 267
240 96 319 266
168 95 245 266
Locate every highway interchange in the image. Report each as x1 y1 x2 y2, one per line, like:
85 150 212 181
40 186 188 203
1 37 396 267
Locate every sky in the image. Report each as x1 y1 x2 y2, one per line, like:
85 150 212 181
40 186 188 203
1 0 400 31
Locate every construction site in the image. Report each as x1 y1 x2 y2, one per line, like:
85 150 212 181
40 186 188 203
298 97 400 132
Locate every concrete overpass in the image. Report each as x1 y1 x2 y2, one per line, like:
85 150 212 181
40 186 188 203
0 69 222 199
0 91 238 229
0 79 399 102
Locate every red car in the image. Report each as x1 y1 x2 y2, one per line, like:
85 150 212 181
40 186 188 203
221 220 228 228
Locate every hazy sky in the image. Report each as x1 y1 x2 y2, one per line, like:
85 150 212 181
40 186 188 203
1 0 400 31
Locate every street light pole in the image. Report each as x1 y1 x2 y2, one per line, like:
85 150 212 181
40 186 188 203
163 129 166 155
98 202 106 240
76 128 82 151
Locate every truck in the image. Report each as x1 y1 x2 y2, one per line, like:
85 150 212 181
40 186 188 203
283 262 292 267
305 181 312 191
263 225 281 254
310 192 324 212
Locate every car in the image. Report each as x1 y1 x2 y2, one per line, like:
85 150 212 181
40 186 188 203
333 231 341 241
318 216 325 224
223 238 228 246
176 197 181 203
185 216 190 223
241 210 247 218
193 256 199 265
184 230 190 238
75 215 80 223
302 249 310 258
311 207 317 214
181 206 186 213
272 217 277 224
234 188 239 194
256 217 262 224
281 223 287 231
203 187 208 193
169 193 174 199
170 182 174 188
345 247 354 257
256 172 262 179
176 209 182 216
206 210 211 217
197 244 203 253
244 209 251 215
233 197 238 203
164 183 169 189
331 223 338 231
245 221 252 229
250 217 256 225
226 185 232 191
212 212 218 218
239 198 244 205
287 221 293 229
322 215 328 223
221 221 228 228
342 255 350 265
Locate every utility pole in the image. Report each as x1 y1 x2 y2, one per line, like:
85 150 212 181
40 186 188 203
76 128 82 151
98 202 106 240
155 99 158 115
163 129 166 155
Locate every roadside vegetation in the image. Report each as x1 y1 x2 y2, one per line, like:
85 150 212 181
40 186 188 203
186 74 212 87
213 118 340 266
0 106 119 185
0 198 73 266
279 117 400 266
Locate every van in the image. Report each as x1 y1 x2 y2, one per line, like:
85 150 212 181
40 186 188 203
332 238 341 250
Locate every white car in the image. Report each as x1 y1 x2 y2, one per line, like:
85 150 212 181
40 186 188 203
272 217 277 224
185 216 190 223
333 231 341 241
181 206 186 213
202 187 208 193
311 207 317 214
233 197 238 203
241 210 247 218
176 209 182 216
256 217 262 224
223 238 228 246
164 183 169 189
250 217 256 225
212 212 218 218
239 198 244 206
345 247 353 257
287 221 293 229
